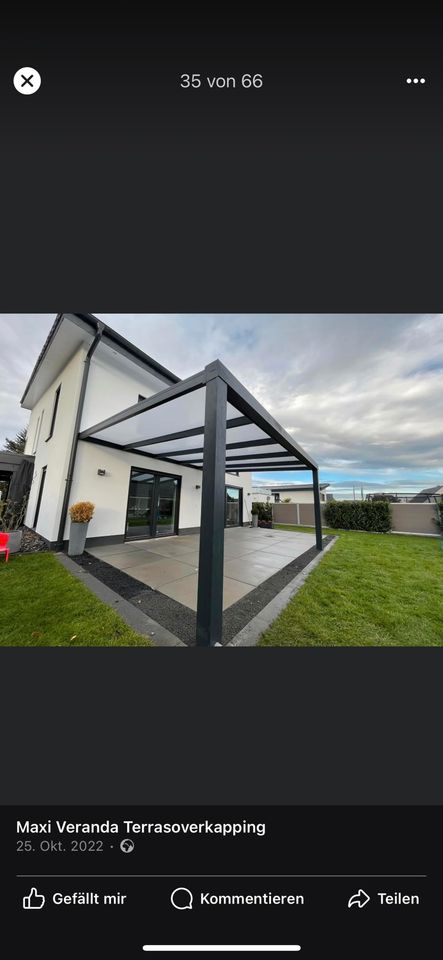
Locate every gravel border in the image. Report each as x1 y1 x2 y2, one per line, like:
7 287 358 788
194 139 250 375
72 552 197 642
72 538 333 647
57 554 186 647
19 526 50 554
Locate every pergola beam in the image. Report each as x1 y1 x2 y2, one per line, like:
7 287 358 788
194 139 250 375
225 451 301 462
153 438 277 458
124 416 251 451
182 451 300 470
228 465 310 472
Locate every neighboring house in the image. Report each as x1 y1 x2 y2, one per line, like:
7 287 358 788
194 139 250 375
251 486 273 503
270 483 329 504
21 314 254 547
366 487 443 503
410 485 443 503
0 451 35 504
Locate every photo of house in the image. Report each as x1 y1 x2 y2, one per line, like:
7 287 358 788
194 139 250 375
3 314 324 647
1 313 442 649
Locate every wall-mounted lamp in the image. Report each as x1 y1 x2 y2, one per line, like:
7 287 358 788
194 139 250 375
195 484 201 490
247 492 251 496
97 469 106 476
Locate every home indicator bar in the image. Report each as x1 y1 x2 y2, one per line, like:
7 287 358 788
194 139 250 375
142 948 302 954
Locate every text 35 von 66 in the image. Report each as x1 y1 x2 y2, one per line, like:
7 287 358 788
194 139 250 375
180 74 263 89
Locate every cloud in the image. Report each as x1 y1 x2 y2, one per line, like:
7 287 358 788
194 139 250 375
0 313 442 489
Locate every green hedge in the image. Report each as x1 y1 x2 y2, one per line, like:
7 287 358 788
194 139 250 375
251 501 273 521
324 499 391 533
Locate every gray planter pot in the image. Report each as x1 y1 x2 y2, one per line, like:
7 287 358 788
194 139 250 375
251 514 259 528
8 529 23 554
68 521 89 556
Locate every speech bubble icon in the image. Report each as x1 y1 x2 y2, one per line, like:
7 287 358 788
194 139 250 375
170 887 193 910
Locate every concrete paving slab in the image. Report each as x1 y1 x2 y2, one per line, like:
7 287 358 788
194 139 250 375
102 551 162 570
172 549 200 565
89 543 145 557
260 541 315 558
138 542 200 559
159 572 252 611
127 556 198 588
245 551 292 569
222 543 265 559
223 557 284 586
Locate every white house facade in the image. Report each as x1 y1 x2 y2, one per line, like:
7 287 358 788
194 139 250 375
22 315 253 548
251 487 273 503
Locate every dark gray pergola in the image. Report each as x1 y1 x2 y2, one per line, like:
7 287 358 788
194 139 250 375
79 360 323 646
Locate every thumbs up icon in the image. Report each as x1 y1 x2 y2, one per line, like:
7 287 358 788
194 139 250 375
23 887 45 910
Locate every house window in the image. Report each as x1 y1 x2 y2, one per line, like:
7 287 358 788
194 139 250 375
32 414 41 454
33 466 47 529
46 385 61 441
0 472 11 503
274 493 280 503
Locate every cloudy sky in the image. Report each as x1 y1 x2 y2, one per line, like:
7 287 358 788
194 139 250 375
1 313 442 494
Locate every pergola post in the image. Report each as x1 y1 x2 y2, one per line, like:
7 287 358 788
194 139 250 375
196 375 227 646
312 467 323 550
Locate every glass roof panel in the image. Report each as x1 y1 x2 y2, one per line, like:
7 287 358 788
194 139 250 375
82 367 315 470
90 390 244 447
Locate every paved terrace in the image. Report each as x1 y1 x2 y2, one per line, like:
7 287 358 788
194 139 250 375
88 527 317 611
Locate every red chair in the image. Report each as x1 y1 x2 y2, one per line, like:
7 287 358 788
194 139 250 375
0 532 10 563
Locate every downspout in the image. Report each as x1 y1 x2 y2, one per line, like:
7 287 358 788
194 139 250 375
56 321 105 548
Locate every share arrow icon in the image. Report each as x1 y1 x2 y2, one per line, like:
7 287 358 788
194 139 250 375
348 888 371 908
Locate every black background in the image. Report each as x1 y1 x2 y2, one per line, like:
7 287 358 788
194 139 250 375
2 650 442 804
0 3 442 311
0 3 442 811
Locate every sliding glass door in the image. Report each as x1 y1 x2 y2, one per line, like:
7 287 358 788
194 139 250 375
126 471 155 539
156 475 179 537
126 468 180 540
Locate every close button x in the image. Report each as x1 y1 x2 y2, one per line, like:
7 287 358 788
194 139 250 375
13 66 42 95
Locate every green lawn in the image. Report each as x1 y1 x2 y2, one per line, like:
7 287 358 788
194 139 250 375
0 553 152 646
259 526 443 646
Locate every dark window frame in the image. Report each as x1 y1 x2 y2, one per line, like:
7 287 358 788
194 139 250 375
224 483 243 528
125 465 182 541
0 471 12 503
46 384 61 441
33 466 47 529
